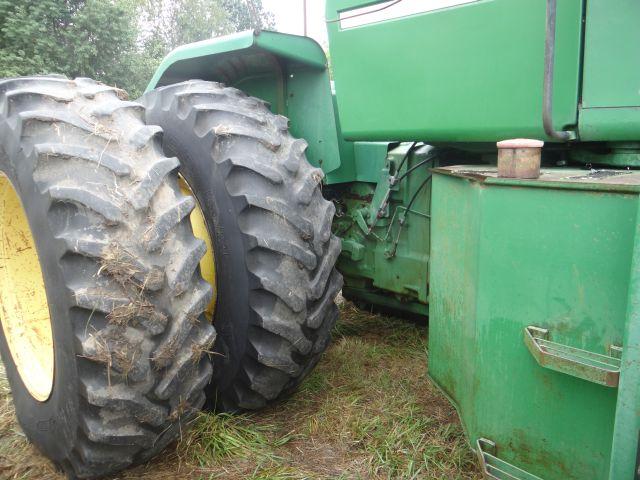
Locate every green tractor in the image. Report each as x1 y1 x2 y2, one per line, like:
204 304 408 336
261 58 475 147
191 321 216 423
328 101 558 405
0 0 638 478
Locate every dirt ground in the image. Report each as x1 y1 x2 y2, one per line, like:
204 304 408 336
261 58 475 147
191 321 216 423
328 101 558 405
0 301 480 480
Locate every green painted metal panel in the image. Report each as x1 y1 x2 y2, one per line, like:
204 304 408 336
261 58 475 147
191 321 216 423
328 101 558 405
352 142 390 182
286 68 342 174
325 0 583 142
429 166 640 479
609 201 640 480
581 0 640 109
578 0 640 142
578 107 640 142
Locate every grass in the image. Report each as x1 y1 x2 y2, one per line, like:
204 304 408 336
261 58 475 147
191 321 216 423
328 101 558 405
0 300 480 479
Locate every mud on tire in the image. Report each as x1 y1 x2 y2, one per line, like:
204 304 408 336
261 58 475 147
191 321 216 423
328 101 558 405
0 76 215 478
142 80 343 411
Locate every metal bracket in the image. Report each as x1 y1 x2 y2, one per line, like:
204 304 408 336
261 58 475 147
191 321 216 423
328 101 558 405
524 326 621 387
341 239 365 262
353 208 370 235
477 438 543 480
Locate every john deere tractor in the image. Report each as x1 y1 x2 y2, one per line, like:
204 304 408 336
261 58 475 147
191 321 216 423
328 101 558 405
0 1 638 479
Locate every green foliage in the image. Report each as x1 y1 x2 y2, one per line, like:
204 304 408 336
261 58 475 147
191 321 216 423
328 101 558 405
137 0 229 54
0 0 136 87
221 0 276 31
0 0 275 98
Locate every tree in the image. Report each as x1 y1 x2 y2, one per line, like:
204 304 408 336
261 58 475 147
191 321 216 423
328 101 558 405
0 0 137 89
133 0 276 96
137 0 275 54
0 0 277 97
221 0 276 31
137 0 230 54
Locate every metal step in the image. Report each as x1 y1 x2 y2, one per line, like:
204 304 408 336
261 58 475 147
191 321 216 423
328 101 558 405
524 325 621 387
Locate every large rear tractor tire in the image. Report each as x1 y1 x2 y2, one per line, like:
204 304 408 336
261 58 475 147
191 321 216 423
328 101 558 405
0 76 215 478
141 80 343 411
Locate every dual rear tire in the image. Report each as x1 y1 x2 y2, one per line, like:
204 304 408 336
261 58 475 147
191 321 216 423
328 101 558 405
141 80 343 411
0 77 341 478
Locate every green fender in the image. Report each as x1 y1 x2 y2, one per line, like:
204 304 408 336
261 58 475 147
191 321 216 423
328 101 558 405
146 29 347 179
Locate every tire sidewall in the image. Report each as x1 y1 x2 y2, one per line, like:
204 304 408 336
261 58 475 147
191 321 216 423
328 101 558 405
160 128 252 394
0 154 80 464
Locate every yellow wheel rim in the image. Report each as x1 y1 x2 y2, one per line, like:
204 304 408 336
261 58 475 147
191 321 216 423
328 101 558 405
179 176 217 320
0 174 54 401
